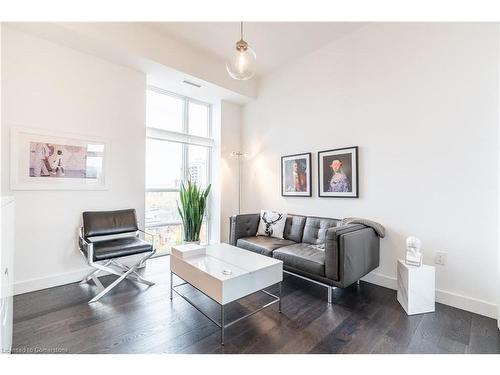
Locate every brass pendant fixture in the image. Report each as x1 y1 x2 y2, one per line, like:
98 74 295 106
226 22 257 80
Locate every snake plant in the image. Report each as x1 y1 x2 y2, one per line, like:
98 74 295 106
177 180 211 242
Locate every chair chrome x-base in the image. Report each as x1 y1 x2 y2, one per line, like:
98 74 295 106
78 209 156 303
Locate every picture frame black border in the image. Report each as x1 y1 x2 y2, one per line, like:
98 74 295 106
281 152 313 197
317 146 359 198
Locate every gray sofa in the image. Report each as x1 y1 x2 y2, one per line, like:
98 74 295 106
229 213 380 304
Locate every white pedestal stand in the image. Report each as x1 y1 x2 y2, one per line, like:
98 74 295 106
397 259 435 315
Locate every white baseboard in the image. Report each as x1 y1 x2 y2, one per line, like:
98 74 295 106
434 289 498 320
362 271 498 320
14 268 93 295
361 271 398 290
14 255 146 295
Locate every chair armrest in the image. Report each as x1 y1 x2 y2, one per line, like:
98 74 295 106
78 227 94 261
137 229 158 249
229 214 260 246
325 224 380 286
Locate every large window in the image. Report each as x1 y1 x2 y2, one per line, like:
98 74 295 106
146 87 212 254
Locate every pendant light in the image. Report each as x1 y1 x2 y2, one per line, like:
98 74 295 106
226 22 257 80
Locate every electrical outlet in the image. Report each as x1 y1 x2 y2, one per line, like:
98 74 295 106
435 252 448 266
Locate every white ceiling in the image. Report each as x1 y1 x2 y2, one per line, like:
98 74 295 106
146 22 368 77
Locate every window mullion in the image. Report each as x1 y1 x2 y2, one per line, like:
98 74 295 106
185 98 190 134
208 104 212 138
182 98 189 183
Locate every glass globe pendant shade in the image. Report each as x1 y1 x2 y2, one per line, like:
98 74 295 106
226 40 257 80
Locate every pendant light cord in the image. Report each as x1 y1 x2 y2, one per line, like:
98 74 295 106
240 21 243 41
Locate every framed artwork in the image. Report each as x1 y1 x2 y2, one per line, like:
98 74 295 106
10 126 110 190
318 146 358 198
281 152 312 197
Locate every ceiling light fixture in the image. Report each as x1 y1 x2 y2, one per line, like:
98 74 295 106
226 22 256 81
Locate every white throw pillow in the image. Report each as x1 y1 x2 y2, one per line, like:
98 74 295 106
257 210 287 239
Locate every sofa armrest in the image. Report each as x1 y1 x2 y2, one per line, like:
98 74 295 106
229 214 260 246
325 224 380 286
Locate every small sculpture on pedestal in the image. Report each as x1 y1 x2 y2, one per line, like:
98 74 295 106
405 236 423 267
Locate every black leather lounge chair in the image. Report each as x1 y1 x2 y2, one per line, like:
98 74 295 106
78 209 156 303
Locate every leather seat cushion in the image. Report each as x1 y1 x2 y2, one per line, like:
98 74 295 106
237 236 296 257
90 236 153 261
273 243 325 276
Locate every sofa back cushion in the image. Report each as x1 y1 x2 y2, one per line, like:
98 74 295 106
283 215 307 242
302 216 339 245
230 213 260 245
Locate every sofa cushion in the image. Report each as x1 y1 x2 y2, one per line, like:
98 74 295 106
302 216 339 245
230 214 260 245
283 214 307 242
273 243 325 276
236 236 296 257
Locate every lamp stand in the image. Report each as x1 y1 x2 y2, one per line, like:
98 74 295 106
232 152 245 214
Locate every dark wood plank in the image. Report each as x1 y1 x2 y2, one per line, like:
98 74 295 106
308 282 394 354
406 303 472 354
370 309 424 353
467 314 500 354
12 256 500 354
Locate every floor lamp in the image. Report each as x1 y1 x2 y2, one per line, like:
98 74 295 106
231 151 247 214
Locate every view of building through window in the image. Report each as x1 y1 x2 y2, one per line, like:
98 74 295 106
145 87 211 254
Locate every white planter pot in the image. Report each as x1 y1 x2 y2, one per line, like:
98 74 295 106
183 240 200 245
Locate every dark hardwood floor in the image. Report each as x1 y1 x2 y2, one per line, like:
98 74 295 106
12 256 500 354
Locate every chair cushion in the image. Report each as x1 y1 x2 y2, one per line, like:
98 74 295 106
83 209 139 237
302 216 339 245
283 215 306 242
90 236 153 261
237 236 296 257
273 243 325 276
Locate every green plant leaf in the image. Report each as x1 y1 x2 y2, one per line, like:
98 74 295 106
177 180 211 242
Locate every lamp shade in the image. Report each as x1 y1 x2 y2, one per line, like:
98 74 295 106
226 42 257 81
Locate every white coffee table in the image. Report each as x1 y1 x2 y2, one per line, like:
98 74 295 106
169 243 283 345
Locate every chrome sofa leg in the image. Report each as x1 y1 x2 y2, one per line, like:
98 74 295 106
327 286 333 305
357 280 360 285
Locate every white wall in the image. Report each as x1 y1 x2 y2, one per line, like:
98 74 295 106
220 101 242 242
1 27 147 294
241 23 499 318
0 23 2 192
0 22 3 270
7 22 256 104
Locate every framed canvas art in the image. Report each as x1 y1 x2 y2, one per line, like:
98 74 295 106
281 152 312 197
318 146 358 198
10 126 110 190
